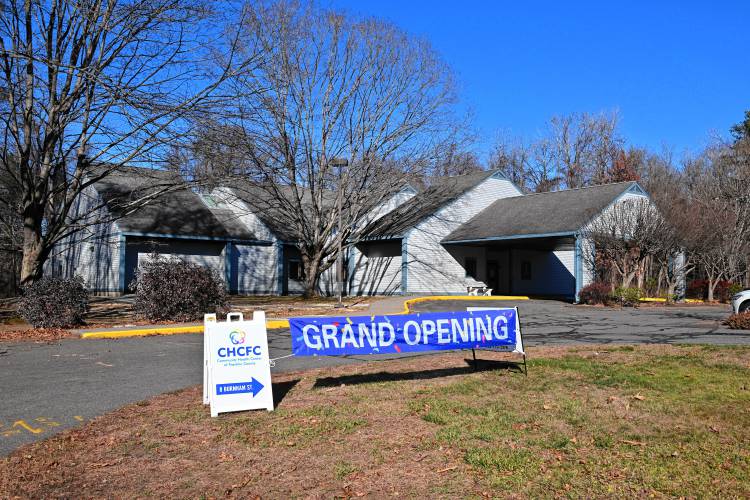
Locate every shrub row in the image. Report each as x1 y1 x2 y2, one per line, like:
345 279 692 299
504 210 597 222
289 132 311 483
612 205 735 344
18 276 89 328
578 282 643 307
18 257 228 328
131 256 228 322
686 280 743 303
724 312 750 330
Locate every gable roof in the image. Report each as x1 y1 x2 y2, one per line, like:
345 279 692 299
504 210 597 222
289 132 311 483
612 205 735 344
443 181 645 243
225 178 422 243
91 166 257 241
364 169 504 239
225 182 319 242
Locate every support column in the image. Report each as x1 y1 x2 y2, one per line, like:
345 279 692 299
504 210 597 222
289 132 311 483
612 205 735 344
574 235 583 302
224 242 233 293
118 234 126 295
276 241 285 295
401 237 408 295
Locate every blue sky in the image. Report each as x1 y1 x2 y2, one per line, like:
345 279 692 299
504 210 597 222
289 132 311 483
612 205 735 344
330 1 750 160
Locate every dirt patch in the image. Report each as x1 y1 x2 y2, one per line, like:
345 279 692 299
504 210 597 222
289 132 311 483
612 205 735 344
2 344 749 498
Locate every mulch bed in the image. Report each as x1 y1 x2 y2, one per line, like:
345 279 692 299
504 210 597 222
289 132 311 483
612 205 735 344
0 328 75 343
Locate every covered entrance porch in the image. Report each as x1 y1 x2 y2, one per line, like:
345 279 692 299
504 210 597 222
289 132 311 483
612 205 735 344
442 234 579 300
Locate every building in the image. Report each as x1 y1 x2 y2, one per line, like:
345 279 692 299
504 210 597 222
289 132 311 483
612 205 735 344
46 167 270 295
50 166 653 301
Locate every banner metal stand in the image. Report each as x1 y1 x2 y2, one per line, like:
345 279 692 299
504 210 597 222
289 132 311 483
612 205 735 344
468 306 527 376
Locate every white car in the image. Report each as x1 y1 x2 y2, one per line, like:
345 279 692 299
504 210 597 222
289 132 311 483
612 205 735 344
731 289 750 314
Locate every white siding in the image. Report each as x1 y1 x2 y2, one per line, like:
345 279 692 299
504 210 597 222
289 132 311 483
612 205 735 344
210 187 277 241
580 191 651 290
511 247 575 296
349 242 402 295
46 185 122 293
362 187 417 226
337 188 417 296
405 176 522 294
235 243 278 294
580 237 595 289
211 187 281 295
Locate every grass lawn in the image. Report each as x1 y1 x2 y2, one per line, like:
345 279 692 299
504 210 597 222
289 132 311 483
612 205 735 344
2 344 749 498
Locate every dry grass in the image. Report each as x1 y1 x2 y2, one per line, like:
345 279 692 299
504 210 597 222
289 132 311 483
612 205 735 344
1 344 749 498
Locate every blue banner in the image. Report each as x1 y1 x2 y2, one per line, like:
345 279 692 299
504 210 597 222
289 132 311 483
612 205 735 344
290 309 518 356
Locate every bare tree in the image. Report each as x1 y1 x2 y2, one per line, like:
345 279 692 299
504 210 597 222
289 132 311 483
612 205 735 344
0 158 22 295
430 142 484 179
581 197 663 289
206 0 458 296
489 110 624 193
0 0 247 284
549 111 623 189
488 133 531 191
687 140 750 300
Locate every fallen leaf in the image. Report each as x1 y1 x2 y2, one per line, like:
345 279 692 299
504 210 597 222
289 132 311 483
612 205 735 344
437 466 458 473
619 439 646 447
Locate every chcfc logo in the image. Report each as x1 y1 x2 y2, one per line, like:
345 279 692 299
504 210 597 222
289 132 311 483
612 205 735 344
229 330 246 345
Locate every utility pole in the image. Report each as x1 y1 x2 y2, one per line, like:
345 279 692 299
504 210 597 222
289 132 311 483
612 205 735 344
330 158 349 308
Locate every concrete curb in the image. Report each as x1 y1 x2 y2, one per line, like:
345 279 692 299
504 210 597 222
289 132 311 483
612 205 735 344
78 295 530 339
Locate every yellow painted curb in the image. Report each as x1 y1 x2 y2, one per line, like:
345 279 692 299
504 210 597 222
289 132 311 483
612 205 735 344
266 319 290 329
80 325 204 339
80 295 530 339
399 295 530 315
640 297 704 304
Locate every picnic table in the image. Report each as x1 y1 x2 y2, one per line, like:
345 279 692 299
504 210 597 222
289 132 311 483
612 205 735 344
466 285 493 296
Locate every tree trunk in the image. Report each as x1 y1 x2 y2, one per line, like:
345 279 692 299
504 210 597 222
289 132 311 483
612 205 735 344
302 252 323 299
20 225 45 286
665 281 676 304
707 279 717 302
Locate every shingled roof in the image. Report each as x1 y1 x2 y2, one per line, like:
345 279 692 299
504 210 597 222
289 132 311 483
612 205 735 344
443 181 646 243
364 170 503 239
225 181 324 242
92 166 257 241
226 178 421 243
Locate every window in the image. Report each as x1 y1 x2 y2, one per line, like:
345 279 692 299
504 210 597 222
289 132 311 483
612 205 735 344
288 260 304 281
521 260 532 281
198 193 218 208
465 257 477 279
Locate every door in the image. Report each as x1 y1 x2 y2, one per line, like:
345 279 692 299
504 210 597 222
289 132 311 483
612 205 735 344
486 260 499 295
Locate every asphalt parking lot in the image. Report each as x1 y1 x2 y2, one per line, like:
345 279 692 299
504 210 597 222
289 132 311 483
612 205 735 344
411 299 746 346
1 299 746 456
